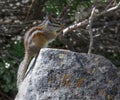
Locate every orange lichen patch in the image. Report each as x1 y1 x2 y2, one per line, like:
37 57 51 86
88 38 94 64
76 78 86 88
62 74 71 87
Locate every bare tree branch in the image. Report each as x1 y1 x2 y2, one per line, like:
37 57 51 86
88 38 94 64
88 7 96 55
62 19 88 35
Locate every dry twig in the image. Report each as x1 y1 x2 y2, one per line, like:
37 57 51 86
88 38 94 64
62 19 88 35
88 7 96 55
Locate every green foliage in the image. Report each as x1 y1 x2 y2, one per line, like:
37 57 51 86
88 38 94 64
8 41 24 58
0 41 24 93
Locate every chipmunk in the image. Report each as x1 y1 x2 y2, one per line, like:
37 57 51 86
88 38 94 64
17 15 62 88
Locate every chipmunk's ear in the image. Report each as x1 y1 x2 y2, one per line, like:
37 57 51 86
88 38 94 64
41 13 51 25
44 12 52 21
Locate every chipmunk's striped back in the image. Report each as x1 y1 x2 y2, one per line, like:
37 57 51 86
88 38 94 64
17 16 62 88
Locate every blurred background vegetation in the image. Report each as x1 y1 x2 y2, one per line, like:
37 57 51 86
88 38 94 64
0 0 120 99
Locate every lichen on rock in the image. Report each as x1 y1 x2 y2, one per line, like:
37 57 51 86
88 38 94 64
15 48 120 100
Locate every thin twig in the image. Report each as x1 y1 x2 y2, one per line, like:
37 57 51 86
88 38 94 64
88 7 96 55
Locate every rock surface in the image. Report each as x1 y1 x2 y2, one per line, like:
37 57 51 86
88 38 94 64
15 48 120 100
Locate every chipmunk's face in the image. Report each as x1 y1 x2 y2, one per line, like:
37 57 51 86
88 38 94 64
44 15 63 32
